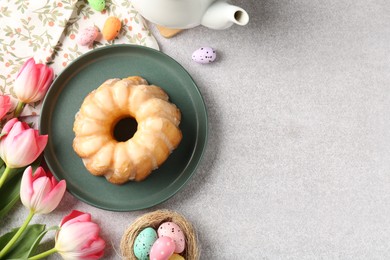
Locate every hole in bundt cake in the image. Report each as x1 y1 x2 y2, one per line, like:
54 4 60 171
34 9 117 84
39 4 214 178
113 117 138 142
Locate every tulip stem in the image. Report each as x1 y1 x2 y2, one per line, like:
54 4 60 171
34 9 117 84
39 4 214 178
0 210 34 259
14 101 26 118
28 247 58 260
0 166 12 189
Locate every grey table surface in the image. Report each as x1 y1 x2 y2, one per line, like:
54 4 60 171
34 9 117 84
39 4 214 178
2 0 390 259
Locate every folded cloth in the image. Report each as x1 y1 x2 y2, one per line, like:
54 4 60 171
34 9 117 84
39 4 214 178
0 0 159 121
50 0 159 73
0 0 78 119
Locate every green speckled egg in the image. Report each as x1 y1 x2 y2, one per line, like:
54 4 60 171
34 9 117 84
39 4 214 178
88 0 105 11
133 227 158 260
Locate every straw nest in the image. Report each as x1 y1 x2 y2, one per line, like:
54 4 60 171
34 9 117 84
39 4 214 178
120 209 200 260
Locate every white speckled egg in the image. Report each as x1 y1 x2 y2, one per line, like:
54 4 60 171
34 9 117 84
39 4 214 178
133 227 158 260
77 26 99 46
192 47 216 64
157 222 185 253
149 236 175 260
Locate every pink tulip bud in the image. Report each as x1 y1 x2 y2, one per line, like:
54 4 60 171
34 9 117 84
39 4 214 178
20 166 66 214
55 210 106 259
14 57 54 103
0 95 11 119
0 118 48 168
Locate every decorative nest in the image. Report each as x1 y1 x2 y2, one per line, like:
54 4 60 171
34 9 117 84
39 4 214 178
120 209 200 260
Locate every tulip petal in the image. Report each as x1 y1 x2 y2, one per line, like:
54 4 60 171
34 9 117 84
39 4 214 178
0 118 17 162
8 130 46 168
29 64 46 102
50 176 58 187
37 64 53 91
6 129 37 167
44 67 54 87
60 210 84 226
60 210 91 228
0 95 12 119
56 222 100 251
1 118 18 135
32 167 47 180
61 213 92 228
3 121 30 150
14 63 39 102
0 121 24 164
2 123 23 159
75 238 105 259
30 177 52 213
16 58 35 78
35 134 48 155
20 166 34 209
39 180 66 214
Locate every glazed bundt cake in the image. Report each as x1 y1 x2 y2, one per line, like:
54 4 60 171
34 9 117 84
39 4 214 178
72 76 182 184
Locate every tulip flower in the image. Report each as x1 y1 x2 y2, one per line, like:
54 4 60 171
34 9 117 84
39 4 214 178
0 118 48 188
0 167 66 259
0 95 12 119
55 210 105 259
20 166 66 214
28 210 106 260
13 57 53 117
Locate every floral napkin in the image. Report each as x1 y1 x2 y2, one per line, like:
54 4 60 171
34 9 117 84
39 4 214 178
0 0 159 120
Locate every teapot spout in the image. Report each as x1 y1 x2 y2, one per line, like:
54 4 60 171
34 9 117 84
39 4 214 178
201 1 249 30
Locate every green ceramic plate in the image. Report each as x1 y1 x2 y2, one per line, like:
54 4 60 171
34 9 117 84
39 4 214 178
40 45 208 211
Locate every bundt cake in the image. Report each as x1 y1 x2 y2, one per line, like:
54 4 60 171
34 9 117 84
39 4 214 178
72 76 182 184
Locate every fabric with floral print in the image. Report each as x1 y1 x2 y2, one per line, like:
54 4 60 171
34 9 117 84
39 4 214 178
0 0 159 122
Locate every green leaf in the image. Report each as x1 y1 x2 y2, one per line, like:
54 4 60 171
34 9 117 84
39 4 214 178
26 225 59 258
0 169 22 219
0 224 46 259
0 167 21 187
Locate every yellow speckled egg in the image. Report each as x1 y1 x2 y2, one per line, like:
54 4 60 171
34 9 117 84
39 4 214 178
169 254 185 260
102 16 121 41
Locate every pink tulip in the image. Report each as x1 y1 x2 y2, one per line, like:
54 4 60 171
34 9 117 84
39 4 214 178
20 166 66 214
55 210 106 259
14 57 54 103
0 95 11 119
0 118 48 168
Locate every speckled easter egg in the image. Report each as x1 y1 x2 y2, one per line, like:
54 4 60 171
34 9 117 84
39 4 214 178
192 47 216 64
168 254 185 260
133 227 158 260
149 236 175 260
157 222 185 253
102 16 121 41
77 26 99 46
88 0 105 11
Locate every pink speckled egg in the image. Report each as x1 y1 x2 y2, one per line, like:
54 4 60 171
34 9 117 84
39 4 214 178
149 236 175 260
192 47 216 64
157 222 185 253
77 26 99 46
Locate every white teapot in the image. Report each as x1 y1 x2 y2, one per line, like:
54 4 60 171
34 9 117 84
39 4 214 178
131 0 249 30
